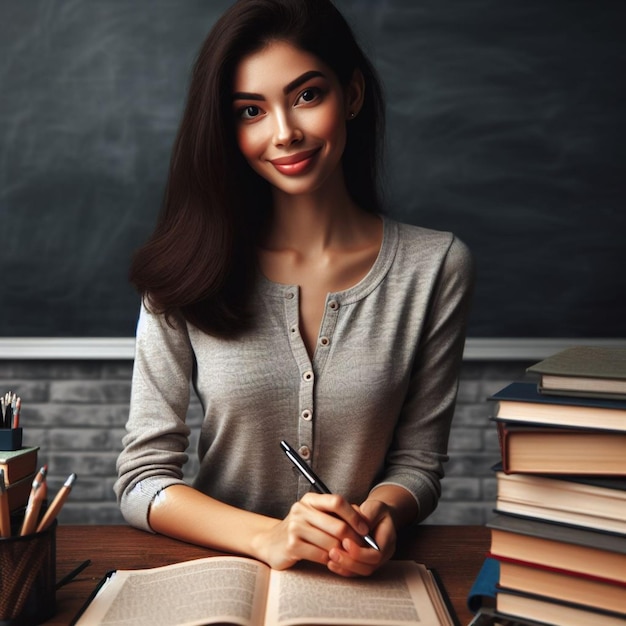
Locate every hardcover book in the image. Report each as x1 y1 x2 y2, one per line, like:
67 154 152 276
489 381 626 431
0 447 39 485
74 556 458 626
487 514 626 584
495 588 626 626
494 468 626 534
493 554 626 615
493 420 626 474
526 346 626 400
6 471 35 513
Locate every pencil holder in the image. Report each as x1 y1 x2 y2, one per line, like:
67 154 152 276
0 520 56 626
0 430 22 452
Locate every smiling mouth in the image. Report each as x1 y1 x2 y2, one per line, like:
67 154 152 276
269 148 320 174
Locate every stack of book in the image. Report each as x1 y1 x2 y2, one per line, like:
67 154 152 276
484 346 626 626
0 446 39 513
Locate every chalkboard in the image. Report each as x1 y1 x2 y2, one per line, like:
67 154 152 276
1 0 625 338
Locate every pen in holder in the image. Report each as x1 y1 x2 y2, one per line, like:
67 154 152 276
0 519 57 626
0 430 23 452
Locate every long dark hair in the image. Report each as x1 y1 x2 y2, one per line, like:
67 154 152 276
130 0 386 336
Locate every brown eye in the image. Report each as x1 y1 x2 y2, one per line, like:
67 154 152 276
240 105 261 120
297 87 322 105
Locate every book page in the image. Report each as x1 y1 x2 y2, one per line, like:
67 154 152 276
264 560 453 626
75 556 270 626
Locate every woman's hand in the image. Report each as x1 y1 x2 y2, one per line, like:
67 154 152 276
251 492 372 571
324 485 418 577
326 498 395 577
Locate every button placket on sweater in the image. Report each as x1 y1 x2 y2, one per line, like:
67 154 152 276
283 289 341 498
283 287 314 498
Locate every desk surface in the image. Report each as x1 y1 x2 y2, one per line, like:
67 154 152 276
46 524 489 625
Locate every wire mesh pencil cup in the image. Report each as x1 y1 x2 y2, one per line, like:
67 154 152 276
0 521 56 626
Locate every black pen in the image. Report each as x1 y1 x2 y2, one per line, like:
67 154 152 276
280 440 380 551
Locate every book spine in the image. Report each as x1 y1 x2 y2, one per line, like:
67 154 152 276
496 421 511 474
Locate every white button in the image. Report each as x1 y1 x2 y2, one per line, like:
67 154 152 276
328 299 339 310
299 446 311 459
301 409 312 421
303 370 314 382
319 336 330 347
285 290 295 300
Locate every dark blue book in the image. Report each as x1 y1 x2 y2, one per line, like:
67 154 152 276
489 381 626 431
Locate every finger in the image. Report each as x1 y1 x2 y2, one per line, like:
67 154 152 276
304 493 371 538
286 515 341 555
356 498 387 528
284 501 351 560
326 543 380 577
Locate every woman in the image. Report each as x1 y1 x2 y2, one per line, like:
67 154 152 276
115 0 474 578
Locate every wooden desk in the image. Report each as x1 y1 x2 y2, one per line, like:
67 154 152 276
45 524 489 625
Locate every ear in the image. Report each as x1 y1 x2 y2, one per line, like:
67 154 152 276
344 69 365 120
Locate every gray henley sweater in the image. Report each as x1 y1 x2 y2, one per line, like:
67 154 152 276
115 218 474 531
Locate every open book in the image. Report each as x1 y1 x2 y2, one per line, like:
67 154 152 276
73 555 456 626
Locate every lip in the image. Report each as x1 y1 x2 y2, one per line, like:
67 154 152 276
269 148 321 175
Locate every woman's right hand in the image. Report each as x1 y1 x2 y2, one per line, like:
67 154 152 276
252 492 372 571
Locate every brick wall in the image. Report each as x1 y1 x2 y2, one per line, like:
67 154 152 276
0 359 531 525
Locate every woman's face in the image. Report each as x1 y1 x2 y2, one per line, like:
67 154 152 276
232 40 356 198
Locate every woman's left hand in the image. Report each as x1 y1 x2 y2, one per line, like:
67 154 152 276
325 498 396 577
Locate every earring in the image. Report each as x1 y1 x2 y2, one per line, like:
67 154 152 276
348 111 356 119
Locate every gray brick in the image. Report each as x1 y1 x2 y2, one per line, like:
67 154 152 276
450 403 490 427
25 404 130 427
59 503 125 525
0 380 50 402
482 477 498 501
46 475 114 501
446 453 499 477
48 452 118 477
0 361 105 380
455 379 484 404
424 502 489 525
483 427 502 452
441 478 481 501
101 362 134 379
50 380 131 404
48 428 124 451
22 429 50 450
448 427 483 451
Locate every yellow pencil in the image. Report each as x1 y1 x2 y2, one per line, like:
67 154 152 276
36 473 77 532
20 465 48 536
0 469 11 538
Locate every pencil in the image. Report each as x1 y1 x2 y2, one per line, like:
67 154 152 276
36 472 77 532
13 397 21 429
0 469 11 538
20 465 48 536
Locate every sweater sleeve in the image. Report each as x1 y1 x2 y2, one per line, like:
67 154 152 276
114 303 195 531
373 235 475 522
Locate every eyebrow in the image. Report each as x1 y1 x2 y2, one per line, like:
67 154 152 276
232 70 326 101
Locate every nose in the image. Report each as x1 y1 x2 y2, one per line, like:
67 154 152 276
273 109 302 147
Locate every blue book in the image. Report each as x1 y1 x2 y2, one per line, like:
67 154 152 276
467 557 499 614
489 381 626 431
